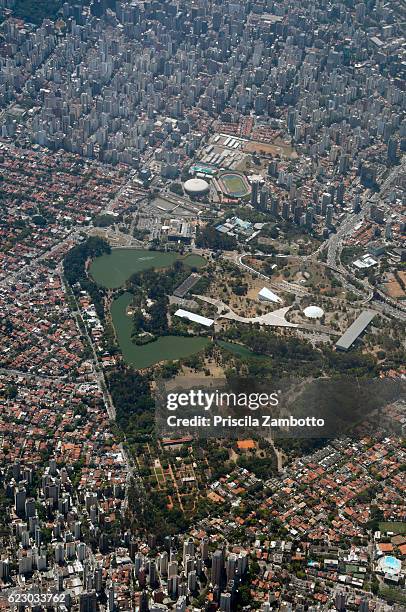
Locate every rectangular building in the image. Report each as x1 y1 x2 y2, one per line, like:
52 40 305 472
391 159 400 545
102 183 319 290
173 273 201 298
174 309 214 327
336 310 376 351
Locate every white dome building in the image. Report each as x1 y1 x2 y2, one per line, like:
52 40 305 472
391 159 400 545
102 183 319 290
183 178 210 196
303 305 324 319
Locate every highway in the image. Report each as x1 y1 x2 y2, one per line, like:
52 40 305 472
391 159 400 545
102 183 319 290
324 161 406 322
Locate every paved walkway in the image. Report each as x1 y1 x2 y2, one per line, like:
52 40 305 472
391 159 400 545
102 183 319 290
196 295 298 328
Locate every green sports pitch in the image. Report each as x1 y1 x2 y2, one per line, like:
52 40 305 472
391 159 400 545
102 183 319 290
218 172 250 198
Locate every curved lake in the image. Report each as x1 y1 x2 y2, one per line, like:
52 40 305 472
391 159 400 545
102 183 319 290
90 248 206 289
217 340 265 360
111 292 209 369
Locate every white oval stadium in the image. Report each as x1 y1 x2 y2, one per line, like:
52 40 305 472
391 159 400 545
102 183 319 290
303 305 324 319
183 178 210 196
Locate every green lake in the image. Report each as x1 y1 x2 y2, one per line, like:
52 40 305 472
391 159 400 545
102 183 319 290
90 248 206 289
111 292 209 369
217 340 265 360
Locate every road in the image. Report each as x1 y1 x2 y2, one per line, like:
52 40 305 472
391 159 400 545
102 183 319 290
323 161 406 322
59 273 147 515
0 367 83 385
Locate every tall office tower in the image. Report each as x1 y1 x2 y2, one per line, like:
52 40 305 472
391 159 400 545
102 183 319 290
187 569 197 592
200 537 209 561
387 137 398 165
55 570 64 592
237 551 248 575
211 549 224 587
14 487 26 516
34 525 42 547
90 0 104 17
271 197 280 217
213 12 222 31
385 222 392 240
138 566 146 588
94 566 103 592
0 559 10 581
49 458 57 475
321 192 331 215
158 551 168 575
220 592 232 612
79 592 97 612
183 538 194 564
168 560 178 578
328 185 336 208
12 460 21 481
147 560 158 587
287 108 297 134
168 574 179 598
339 154 349 174
251 180 259 207
259 186 269 211
353 193 361 213
255 94 267 114
335 591 346 611
305 206 314 230
29 515 39 537
99 533 108 553
77 542 87 562
135 552 145 574
184 555 194 575
139 591 149 612
326 204 334 227
226 553 237 580
370 205 385 223
359 600 369 612
282 201 290 220
25 497 36 519
355 2 366 20
53 522 61 539
268 160 278 177
107 585 115 612
195 557 203 575
45 481 60 506
55 543 64 564
336 182 345 206
294 205 303 225
21 530 30 548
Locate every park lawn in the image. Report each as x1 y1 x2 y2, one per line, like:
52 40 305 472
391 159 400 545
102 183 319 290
379 586 406 605
379 521 406 535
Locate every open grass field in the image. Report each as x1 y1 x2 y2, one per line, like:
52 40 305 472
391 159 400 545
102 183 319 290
379 522 406 534
379 586 406 605
244 140 298 159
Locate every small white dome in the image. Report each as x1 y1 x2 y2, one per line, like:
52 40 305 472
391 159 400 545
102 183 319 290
303 305 324 319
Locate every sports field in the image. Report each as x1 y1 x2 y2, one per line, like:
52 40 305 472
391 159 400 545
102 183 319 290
218 172 250 198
